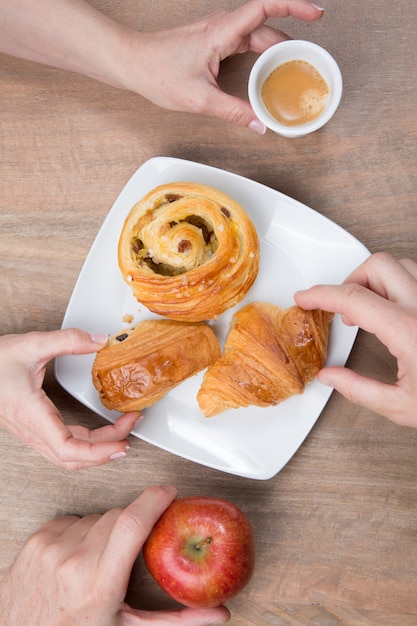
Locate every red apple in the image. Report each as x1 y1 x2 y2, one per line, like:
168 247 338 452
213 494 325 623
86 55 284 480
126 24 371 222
143 495 255 608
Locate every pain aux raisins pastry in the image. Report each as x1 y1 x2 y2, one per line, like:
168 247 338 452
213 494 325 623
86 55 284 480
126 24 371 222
92 319 221 412
197 303 333 417
118 182 260 322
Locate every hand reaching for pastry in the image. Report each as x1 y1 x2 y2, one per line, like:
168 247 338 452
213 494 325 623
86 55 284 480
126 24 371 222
0 0 324 133
295 252 417 427
0 329 140 470
0 485 231 625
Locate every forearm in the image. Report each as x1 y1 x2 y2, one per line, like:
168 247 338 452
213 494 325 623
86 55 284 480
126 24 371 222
0 0 135 88
0 0 326 128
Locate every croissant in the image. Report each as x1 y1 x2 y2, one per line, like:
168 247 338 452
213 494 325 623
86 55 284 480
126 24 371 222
92 320 221 412
118 182 260 322
197 302 333 417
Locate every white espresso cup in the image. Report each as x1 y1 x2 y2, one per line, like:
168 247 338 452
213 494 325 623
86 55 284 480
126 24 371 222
248 40 343 138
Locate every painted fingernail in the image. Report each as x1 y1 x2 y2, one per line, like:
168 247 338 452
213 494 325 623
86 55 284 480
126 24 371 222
249 118 267 135
109 451 127 461
310 2 325 10
90 333 109 344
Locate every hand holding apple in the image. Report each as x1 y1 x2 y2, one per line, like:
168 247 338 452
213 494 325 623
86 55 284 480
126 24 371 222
0 486 232 625
143 496 255 608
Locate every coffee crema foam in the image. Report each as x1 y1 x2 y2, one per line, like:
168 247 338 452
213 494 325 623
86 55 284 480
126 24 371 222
261 60 329 127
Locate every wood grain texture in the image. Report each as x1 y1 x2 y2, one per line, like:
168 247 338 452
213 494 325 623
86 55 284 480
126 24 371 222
1 0 417 623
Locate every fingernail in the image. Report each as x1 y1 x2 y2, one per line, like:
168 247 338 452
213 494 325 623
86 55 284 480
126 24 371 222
317 370 332 386
310 2 325 10
249 118 267 135
159 484 178 497
133 415 144 428
109 451 126 461
90 333 109 344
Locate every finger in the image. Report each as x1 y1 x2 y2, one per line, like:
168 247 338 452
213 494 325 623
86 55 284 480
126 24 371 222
68 412 141 444
212 0 323 63
343 252 417 308
195 81 267 131
227 0 324 40
247 24 292 54
26 514 105 572
98 486 177 592
48 513 103 546
294 282 413 355
399 257 417 281
33 515 83 542
120 605 231 624
318 366 416 426
22 515 84 566
28 423 128 471
22 387 138 469
22 328 108 368
49 434 133 470
59 510 134 567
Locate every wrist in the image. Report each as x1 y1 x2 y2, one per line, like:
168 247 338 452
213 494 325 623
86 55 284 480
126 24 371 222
109 30 154 97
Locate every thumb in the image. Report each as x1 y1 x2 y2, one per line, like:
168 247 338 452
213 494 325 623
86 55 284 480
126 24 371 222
318 366 403 423
25 328 108 366
203 84 266 133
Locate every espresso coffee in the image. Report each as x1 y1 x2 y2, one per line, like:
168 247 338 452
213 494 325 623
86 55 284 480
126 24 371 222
261 60 329 127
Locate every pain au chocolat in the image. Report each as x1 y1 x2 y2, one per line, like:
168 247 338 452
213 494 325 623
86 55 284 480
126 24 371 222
197 302 333 417
92 319 221 412
118 182 260 322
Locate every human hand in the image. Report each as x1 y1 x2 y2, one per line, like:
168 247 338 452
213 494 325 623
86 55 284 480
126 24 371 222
294 252 417 426
0 328 140 469
0 485 231 625
124 0 324 132
0 0 323 132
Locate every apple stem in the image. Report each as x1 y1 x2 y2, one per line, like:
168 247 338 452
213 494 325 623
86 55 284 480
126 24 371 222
195 537 212 550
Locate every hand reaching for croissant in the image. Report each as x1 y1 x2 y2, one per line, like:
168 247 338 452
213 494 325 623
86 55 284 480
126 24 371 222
0 329 140 470
295 252 417 427
0 0 324 133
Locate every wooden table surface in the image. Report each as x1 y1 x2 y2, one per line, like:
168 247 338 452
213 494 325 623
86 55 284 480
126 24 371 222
1 1 417 623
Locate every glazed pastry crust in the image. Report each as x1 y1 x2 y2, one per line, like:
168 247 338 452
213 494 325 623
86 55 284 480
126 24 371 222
118 182 260 322
92 320 221 412
197 302 333 417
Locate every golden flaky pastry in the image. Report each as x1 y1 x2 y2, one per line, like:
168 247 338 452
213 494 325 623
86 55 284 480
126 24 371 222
92 320 221 412
118 182 260 322
197 302 333 417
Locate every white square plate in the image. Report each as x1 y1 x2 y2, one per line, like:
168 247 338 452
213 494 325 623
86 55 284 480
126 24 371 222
55 157 370 480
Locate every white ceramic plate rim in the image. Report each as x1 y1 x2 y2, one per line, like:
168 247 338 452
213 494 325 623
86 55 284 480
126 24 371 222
55 157 370 480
